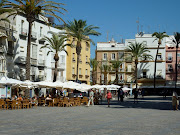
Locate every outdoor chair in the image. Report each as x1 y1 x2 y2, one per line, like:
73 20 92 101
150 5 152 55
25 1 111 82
69 98 75 107
38 98 45 106
16 100 22 109
22 99 30 109
74 98 81 106
0 99 7 110
62 98 69 107
58 99 63 107
81 97 88 105
11 100 18 110
52 98 59 107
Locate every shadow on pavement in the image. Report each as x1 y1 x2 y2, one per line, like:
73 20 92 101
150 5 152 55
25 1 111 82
98 96 174 110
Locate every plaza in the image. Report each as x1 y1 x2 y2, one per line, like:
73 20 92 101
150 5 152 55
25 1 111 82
0 96 180 135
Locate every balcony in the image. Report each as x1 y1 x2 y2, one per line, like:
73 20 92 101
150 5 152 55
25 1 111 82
72 58 75 62
38 75 44 81
166 57 173 62
85 75 89 78
30 58 37 65
38 59 45 66
15 56 26 64
166 68 173 73
79 74 83 78
72 74 76 78
31 31 37 40
157 57 163 62
38 34 45 44
19 28 28 39
0 46 4 53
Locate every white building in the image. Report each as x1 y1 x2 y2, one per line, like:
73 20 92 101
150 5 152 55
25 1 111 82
0 14 66 82
125 33 166 87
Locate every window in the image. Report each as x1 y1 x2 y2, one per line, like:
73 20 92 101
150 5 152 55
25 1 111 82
79 54 82 63
86 42 89 51
79 68 81 75
111 53 115 60
111 74 115 81
40 27 43 37
103 53 107 60
168 64 173 72
118 52 124 60
85 69 88 75
72 67 75 74
127 75 132 82
167 53 172 61
31 44 37 59
157 53 162 60
60 55 65 63
72 53 75 62
157 70 162 77
72 38 76 46
127 65 131 72
86 56 88 63
177 53 180 57
118 74 123 80
0 58 6 72
142 71 147 78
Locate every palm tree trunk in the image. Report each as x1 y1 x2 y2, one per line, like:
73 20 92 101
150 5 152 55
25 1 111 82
76 41 81 82
115 69 118 85
104 72 107 85
154 43 160 90
26 22 32 80
53 60 58 82
92 70 94 85
175 45 178 89
135 59 138 91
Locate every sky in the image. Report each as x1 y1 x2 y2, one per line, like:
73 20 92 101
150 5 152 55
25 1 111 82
55 0 180 58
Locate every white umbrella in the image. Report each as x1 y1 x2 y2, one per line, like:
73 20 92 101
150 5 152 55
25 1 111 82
122 87 132 91
63 81 80 89
105 84 121 90
0 76 23 85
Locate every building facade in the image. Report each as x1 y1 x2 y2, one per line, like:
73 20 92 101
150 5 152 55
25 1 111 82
0 14 66 82
96 39 132 87
66 38 91 84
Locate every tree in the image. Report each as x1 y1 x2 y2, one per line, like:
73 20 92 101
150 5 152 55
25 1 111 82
90 58 98 85
152 32 168 89
0 0 14 22
126 42 153 92
110 60 122 85
41 32 71 82
5 0 66 80
64 19 101 82
172 32 180 88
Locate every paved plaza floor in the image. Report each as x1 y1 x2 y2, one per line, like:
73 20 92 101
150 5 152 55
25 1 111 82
0 96 180 135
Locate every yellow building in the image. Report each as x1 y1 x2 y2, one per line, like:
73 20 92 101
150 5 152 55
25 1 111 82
66 38 90 84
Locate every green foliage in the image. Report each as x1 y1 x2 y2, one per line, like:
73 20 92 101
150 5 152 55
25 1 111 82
64 19 101 45
152 32 169 44
4 0 66 24
41 32 71 56
90 58 99 71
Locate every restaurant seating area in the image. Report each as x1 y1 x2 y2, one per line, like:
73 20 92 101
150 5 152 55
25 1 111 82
0 96 89 110
38 97 89 107
0 98 37 110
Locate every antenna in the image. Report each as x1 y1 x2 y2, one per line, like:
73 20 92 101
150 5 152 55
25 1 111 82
136 17 139 34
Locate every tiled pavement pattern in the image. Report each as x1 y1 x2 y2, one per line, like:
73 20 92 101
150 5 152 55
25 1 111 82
0 96 180 135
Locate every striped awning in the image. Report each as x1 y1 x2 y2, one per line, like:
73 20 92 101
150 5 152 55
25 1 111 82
0 32 7 38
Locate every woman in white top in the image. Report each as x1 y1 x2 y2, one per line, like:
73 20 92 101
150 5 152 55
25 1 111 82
172 90 179 110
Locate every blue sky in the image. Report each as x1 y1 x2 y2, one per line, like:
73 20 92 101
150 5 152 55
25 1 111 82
56 0 180 58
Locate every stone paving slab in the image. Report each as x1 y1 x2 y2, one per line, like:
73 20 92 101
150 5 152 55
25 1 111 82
0 96 180 135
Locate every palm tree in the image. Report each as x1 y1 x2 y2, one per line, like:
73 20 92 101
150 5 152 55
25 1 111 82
0 0 14 22
90 58 99 85
41 32 71 82
152 32 169 89
126 42 153 92
5 0 66 80
64 19 101 82
172 32 180 88
110 60 122 85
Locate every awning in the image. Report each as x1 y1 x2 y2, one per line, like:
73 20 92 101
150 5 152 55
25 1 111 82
0 32 7 38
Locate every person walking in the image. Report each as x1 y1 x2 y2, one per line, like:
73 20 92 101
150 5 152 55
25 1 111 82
117 88 120 101
106 90 112 107
87 89 94 106
172 90 179 111
120 89 124 102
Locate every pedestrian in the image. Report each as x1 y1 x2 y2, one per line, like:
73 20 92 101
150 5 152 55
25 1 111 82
172 90 179 111
87 89 94 106
117 88 120 101
106 90 112 107
134 90 138 103
120 89 124 102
